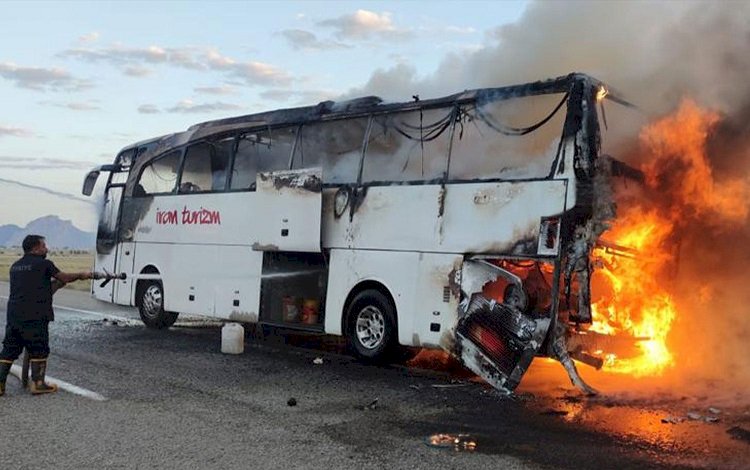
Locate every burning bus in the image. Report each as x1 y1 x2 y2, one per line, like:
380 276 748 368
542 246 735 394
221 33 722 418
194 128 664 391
82 72 648 395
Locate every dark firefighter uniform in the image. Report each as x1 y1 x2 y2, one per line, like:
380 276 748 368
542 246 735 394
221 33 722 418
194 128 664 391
0 253 60 395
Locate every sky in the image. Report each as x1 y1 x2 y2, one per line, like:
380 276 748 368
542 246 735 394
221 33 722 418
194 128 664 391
0 0 527 230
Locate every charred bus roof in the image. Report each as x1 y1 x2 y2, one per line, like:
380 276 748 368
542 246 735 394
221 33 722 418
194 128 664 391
187 72 626 133
118 72 628 178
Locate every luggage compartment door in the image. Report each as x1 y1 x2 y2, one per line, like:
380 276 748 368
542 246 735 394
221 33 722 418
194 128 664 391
252 168 322 253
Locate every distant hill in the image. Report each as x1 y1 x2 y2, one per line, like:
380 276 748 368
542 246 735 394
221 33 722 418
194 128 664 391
0 216 95 250
0 223 22 246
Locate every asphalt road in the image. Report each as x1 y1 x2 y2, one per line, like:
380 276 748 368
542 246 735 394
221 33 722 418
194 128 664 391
1 282 748 469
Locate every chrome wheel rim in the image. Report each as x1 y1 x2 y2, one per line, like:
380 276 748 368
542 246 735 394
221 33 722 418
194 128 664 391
142 284 163 319
356 306 386 350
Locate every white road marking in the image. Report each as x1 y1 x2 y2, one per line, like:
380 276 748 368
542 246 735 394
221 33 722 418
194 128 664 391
9 364 107 401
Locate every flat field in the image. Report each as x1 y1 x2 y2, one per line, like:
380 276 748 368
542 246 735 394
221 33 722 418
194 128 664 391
0 250 95 292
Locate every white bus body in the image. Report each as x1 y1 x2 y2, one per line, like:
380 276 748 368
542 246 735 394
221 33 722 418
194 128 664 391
83 73 638 394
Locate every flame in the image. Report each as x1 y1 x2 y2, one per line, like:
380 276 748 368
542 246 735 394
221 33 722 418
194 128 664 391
596 85 608 101
590 99 749 377
590 208 677 376
641 100 748 223
457 100 747 382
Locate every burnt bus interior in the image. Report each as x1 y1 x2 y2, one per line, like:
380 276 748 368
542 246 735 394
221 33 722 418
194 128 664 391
480 260 556 317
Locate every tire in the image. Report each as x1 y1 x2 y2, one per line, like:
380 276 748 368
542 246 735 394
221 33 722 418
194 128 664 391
346 289 399 363
137 281 178 329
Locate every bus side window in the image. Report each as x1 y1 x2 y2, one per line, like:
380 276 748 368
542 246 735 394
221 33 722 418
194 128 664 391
211 137 234 191
231 135 259 191
293 118 366 184
116 148 136 168
135 150 182 195
258 126 296 173
363 108 451 183
180 140 232 193
180 143 211 193
449 95 567 180
231 127 295 191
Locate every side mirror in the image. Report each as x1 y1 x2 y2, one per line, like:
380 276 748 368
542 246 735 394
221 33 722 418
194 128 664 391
82 164 121 196
82 170 100 196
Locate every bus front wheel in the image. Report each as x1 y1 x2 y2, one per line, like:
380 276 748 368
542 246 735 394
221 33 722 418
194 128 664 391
137 281 178 329
346 289 399 363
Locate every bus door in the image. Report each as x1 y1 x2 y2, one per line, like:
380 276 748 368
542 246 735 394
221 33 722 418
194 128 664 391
113 238 135 305
92 170 129 302
253 168 322 252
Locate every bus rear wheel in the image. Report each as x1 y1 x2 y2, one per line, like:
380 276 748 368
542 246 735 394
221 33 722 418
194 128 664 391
138 281 178 329
346 289 399 363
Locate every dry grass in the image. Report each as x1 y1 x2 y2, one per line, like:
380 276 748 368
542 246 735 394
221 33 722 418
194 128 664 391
0 250 95 292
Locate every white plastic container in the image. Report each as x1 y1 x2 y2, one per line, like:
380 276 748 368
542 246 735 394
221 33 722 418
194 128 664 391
221 323 244 354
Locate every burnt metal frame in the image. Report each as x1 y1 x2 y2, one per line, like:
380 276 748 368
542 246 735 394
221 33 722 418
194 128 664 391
124 73 612 194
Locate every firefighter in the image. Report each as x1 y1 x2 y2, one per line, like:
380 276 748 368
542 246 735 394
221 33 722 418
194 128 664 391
0 235 96 396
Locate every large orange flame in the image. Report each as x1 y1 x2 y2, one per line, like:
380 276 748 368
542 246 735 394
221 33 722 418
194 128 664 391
590 208 677 376
591 99 748 377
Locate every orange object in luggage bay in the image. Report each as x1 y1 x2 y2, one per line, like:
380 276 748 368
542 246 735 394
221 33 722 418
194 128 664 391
301 299 319 324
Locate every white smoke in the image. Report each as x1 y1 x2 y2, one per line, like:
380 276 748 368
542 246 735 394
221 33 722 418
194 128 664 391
346 1 750 121
342 1 750 397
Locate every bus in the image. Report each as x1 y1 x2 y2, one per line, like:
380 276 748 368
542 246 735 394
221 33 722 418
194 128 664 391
82 73 638 395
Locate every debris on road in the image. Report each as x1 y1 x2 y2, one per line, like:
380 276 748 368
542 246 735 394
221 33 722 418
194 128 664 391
512 392 536 401
560 394 582 403
312 357 324 365
662 413 720 425
541 410 569 416
287 397 297 407
479 388 515 400
727 426 750 444
359 398 379 410
425 434 477 452
661 416 685 424
687 412 720 423
430 383 470 389
708 407 721 415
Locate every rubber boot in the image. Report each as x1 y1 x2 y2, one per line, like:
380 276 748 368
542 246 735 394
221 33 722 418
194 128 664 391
0 360 12 396
29 359 57 395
